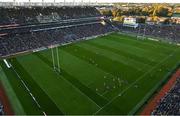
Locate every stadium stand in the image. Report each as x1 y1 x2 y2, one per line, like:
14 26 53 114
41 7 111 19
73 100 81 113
0 6 101 25
0 102 4 115
152 78 180 115
114 22 180 43
0 6 114 58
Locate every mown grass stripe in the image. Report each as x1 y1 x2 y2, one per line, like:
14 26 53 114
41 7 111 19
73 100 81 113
35 52 108 107
110 34 176 54
105 37 166 57
0 61 42 115
61 45 147 99
58 50 135 100
63 45 142 81
0 66 25 114
96 38 166 61
87 39 157 66
86 41 153 69
111 33 177 51
76 43 144 71
19 54 100 114
9 58 63 115
95 47 176 114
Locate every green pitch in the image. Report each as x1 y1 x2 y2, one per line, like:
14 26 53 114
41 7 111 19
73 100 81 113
0 33 180 115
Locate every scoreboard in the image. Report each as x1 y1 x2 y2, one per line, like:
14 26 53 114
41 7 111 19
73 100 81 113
123 17 138 28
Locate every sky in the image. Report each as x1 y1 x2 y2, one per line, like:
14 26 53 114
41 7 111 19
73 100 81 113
0 0 179 3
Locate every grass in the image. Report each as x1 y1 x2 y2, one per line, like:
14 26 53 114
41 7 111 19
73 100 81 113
0 61 42 115
0 33 179 115
0 66 25 114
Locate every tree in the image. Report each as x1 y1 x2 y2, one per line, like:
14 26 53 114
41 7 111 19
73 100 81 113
142 7 149 16
156 7 169 17
112 9 119 17
100 10 113 17
113 16 125 23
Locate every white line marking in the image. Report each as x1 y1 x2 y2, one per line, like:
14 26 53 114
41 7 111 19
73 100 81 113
10 62 47 115
94 49 178 114
54 71 101 109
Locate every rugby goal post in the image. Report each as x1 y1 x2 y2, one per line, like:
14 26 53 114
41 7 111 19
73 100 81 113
51 45 61 73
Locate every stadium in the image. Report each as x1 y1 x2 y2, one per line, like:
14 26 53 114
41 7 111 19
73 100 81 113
0 1 180 115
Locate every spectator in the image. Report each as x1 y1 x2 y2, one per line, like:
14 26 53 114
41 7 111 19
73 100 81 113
152 78 180 115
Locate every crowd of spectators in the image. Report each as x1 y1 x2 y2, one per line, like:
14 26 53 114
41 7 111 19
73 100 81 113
0 17 101 34
0 22 114 57
0 102 3 115
0 6 101 26
152 78 180 115
0 6 115 57
114 23 180 43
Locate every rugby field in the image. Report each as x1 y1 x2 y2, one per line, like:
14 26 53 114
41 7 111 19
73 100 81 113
0 33 180 115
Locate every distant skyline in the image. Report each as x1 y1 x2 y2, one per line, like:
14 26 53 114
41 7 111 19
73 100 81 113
0 0 179 3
